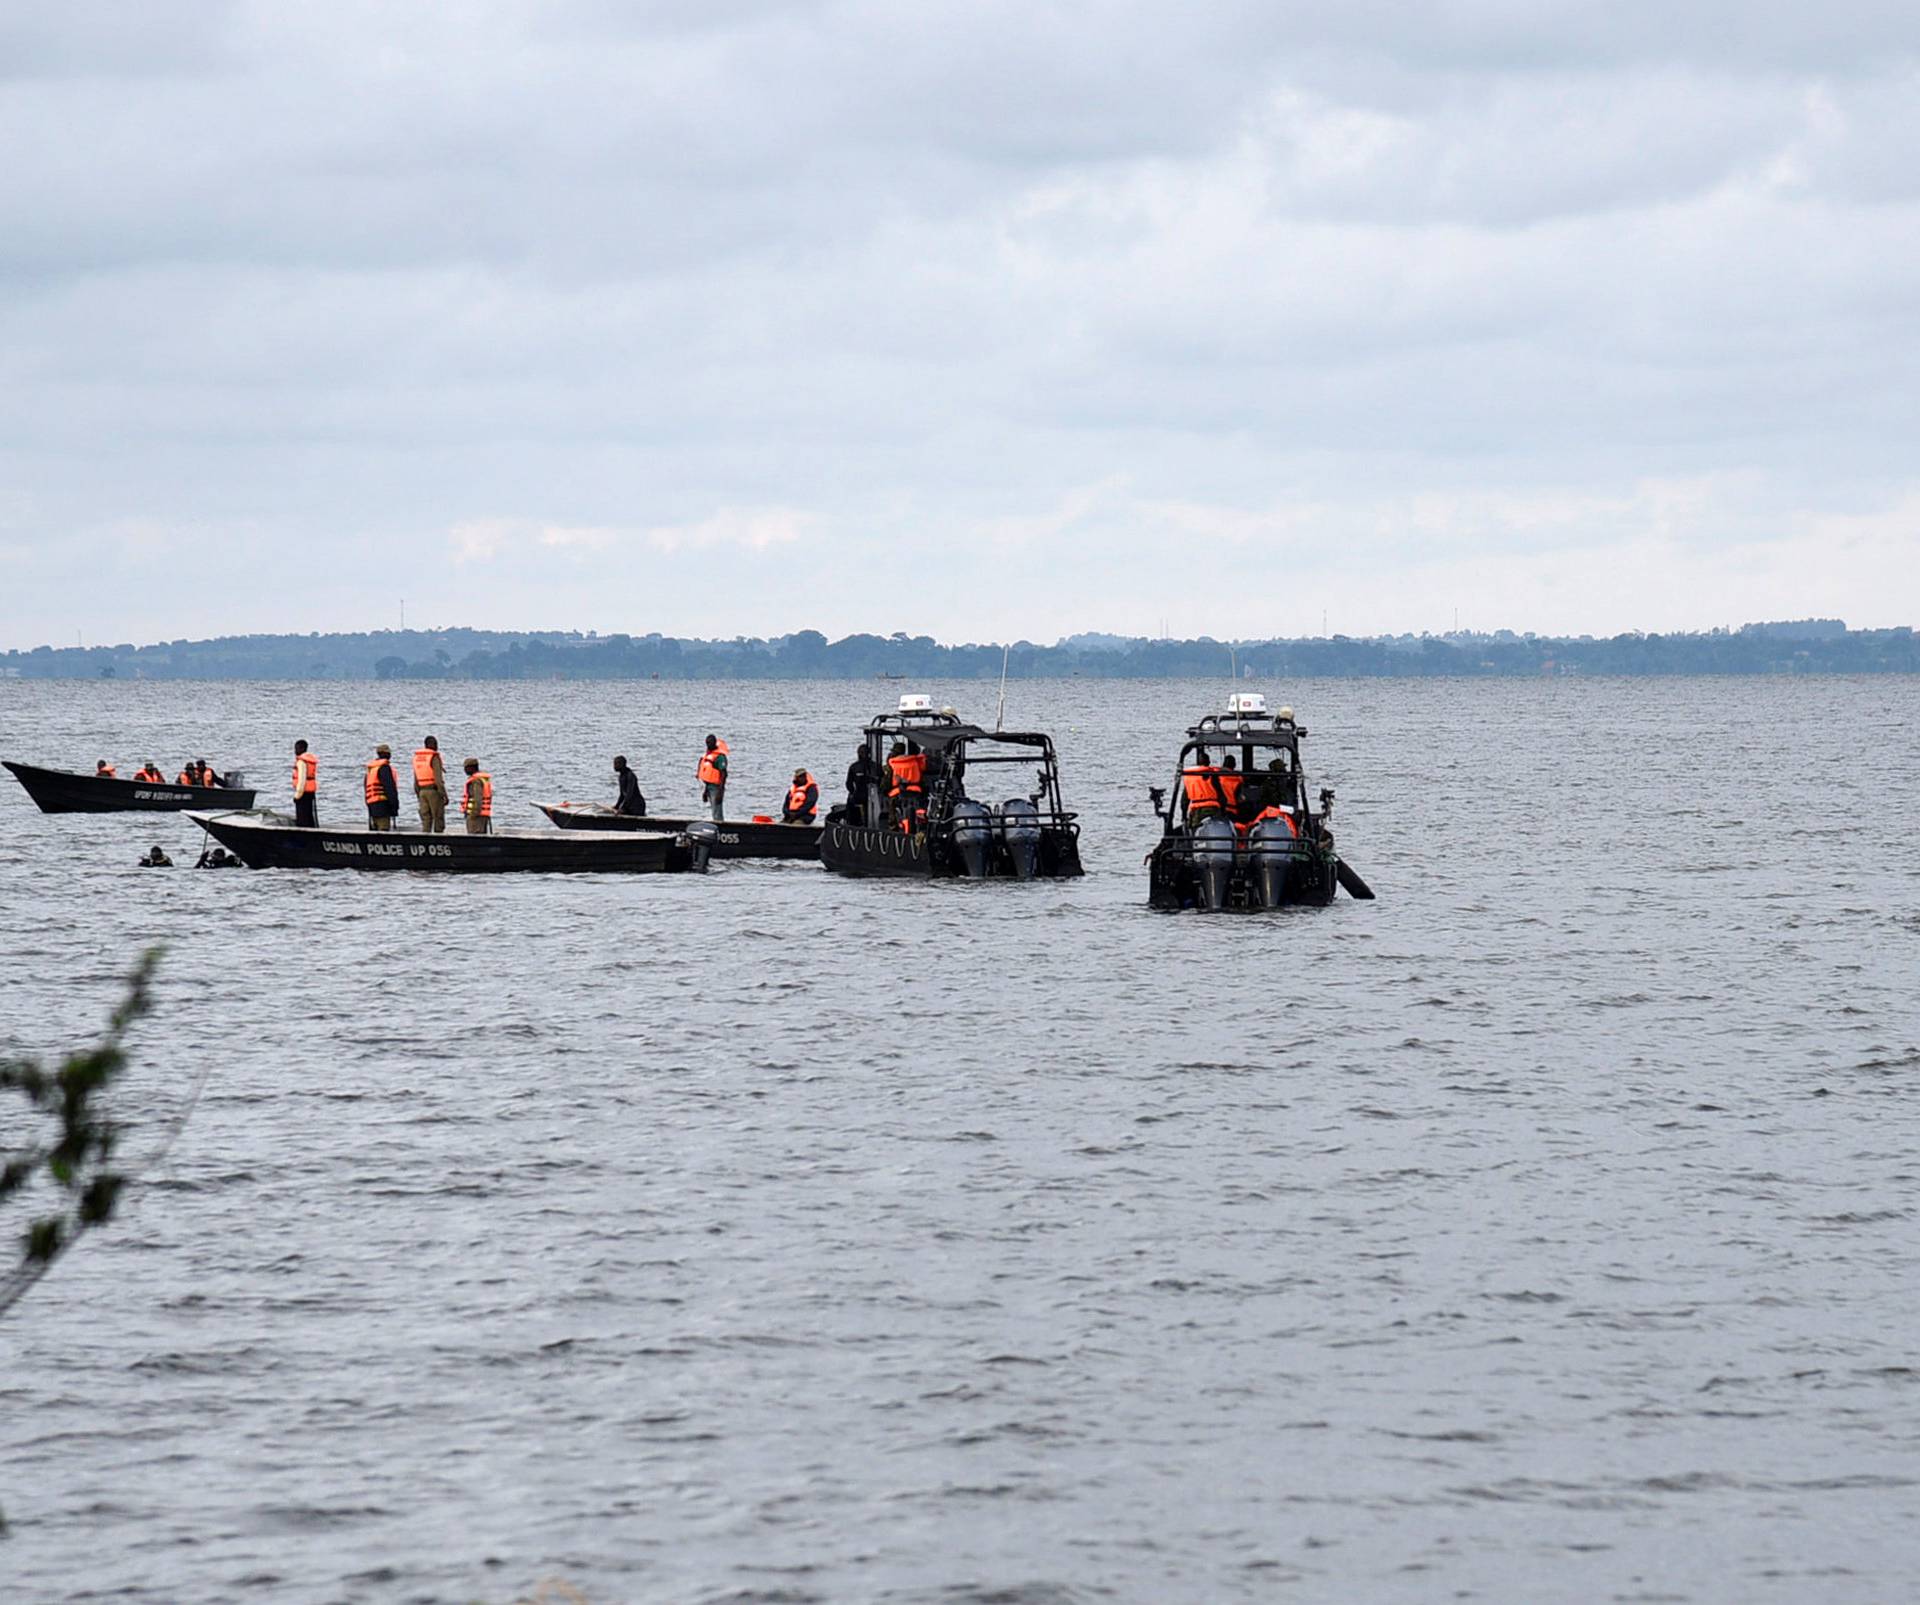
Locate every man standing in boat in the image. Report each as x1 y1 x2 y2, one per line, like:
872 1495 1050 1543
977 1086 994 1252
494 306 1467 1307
697 734 728 821
886 740 927 832
1182 748 1224 824
612 755 646 816
460 757 492 835
413 735 448 833
291 739 318 827
844 744 875 825
365 744 400 831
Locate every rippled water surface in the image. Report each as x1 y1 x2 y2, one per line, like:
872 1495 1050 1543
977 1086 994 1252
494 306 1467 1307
2 675 1918 1604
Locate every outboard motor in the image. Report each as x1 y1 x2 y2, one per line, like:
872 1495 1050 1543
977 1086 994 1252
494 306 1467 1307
1191 815 1238 910
1249 817 1304 908
998 797 1041 880
681 819 719 873
951 798 993 877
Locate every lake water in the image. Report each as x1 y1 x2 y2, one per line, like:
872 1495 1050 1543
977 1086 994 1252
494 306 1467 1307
2 674 1917 1604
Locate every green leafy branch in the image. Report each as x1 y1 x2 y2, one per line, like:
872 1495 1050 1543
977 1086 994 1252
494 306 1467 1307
0 947 169 1320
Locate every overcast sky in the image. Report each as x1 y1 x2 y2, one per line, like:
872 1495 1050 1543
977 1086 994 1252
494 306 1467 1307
3 1 1916 649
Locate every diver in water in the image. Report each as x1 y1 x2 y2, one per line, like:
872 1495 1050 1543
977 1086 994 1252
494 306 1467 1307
139 845 172 867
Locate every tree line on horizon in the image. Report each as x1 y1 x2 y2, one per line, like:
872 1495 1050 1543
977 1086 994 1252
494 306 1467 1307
3 620 1914 681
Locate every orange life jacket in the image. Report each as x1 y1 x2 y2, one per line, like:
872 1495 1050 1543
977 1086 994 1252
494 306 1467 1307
412 748 440 787
887 751 926 797
1216 771 1244 812
786 773 817 814
1181 767 1220 808
133 766 163 782
465 772 492 817
175 768 194 784
1252 806 1298 837
696 740 730 787
292 752 317 796
97 764 117 778
365 760 391 806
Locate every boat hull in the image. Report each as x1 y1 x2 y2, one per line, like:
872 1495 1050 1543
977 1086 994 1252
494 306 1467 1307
1147 835 1341 910
5 760 256 815
533 803 820 860
820 820 1084 880
190 811 702 874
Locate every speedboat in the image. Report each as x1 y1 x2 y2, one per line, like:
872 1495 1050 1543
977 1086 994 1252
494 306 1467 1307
820 696 1083 880
1145 694 1373 910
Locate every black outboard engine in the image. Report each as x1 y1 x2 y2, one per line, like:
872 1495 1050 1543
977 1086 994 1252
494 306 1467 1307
681 819 719 873
1249 817 1304 908
1192 815 1238 910
951 798 993 877
999 797 1041 880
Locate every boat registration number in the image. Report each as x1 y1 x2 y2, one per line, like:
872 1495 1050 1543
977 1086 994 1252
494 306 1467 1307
323 840 454 858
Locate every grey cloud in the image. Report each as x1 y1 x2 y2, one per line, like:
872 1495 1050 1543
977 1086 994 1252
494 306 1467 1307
3 2 1918 647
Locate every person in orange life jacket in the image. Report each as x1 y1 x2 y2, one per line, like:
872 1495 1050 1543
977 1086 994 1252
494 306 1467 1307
1249 802 1299 837
133 762 165 783
612 755 646 817
461 757 492 835
886 741 927 831
95 759 117 778
365 744 400 831
291 739 318 827
783 767 819 824
1181 749 1224 823
413 736 447 833
1215 754 1246 820
697 735 729 821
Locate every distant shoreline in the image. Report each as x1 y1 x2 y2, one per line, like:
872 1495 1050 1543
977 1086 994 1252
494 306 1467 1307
4 621 1913 681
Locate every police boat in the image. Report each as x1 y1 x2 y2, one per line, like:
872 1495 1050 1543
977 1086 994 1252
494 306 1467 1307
1146 694 1374 910
185 809 718 874
5 759 255 814
820 695 1084 880
531 802 821 860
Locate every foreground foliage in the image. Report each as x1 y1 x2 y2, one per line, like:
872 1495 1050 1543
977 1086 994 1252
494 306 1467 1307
0 948 164 1320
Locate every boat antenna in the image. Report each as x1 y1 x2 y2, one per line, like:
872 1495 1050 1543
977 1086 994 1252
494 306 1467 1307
995 643 1010 732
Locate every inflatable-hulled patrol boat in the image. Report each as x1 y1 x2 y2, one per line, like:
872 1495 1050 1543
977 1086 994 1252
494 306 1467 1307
820 696 1083 880
1146 694 1373 910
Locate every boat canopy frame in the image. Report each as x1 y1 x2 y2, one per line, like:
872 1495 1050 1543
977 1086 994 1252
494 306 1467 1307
855 712 1078 830
1157 711 1319 834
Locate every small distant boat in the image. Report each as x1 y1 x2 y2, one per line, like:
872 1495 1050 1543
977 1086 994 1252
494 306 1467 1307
1145 693 1374 911
877 672 907 681
5 759 256 815
187 810 713 874
820 695 1083 880
533 802 821 860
